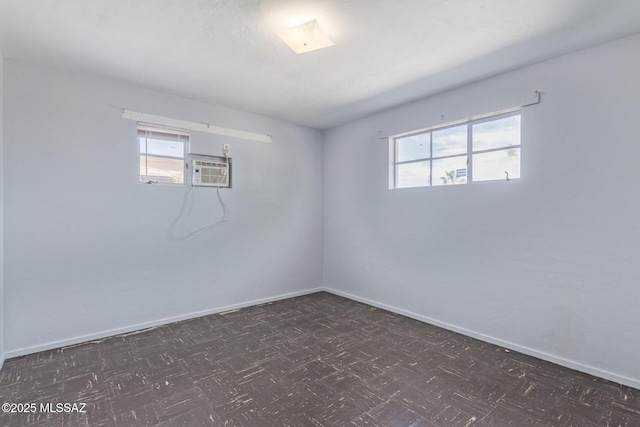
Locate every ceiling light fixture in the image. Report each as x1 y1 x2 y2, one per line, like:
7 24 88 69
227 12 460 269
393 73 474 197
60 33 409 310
275 19 334 54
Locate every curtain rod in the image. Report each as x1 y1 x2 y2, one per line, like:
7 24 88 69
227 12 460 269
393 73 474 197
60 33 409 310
378 90 541 140
122 109 273 143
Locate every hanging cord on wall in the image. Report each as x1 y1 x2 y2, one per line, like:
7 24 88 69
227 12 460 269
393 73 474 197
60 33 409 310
184 161 230 236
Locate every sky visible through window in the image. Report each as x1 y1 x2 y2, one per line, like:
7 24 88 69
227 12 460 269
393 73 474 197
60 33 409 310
473 115 520 150
139 138 183 157
433 125 466 158
395 114 520 187
397 133 429 162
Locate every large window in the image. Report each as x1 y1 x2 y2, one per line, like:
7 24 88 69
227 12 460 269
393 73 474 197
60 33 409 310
138 125 188 185
392 112 521 188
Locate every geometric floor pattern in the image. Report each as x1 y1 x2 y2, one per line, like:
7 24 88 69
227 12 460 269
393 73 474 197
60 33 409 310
0 292 639 426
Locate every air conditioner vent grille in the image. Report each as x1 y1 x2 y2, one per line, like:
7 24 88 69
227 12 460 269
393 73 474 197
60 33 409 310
192 157 231 188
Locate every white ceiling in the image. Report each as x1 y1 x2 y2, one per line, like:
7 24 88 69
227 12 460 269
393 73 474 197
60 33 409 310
1 0 639 129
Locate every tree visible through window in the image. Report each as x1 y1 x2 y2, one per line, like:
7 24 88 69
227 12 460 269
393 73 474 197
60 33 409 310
392 112 521 188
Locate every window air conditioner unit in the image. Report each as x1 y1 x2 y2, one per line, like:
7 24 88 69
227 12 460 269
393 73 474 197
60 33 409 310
191 156 231 188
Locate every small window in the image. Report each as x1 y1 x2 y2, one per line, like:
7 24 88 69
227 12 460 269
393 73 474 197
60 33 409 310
391 111 521 188
138 124 188 185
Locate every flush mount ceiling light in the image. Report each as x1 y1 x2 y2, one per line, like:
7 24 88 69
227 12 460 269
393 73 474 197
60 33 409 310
275 19 334 54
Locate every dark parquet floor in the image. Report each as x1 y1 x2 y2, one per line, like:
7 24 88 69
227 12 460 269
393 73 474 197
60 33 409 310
0 292 639 426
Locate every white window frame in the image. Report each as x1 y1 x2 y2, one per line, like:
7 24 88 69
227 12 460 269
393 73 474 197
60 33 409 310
390 110 521 189
138 123 189 186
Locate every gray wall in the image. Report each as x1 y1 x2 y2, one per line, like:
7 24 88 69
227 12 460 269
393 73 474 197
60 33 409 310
0 54 4 368
3 59 324 355
323 34 640 388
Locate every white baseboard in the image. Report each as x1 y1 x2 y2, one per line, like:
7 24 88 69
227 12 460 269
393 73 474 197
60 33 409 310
6 285 639 390
324 287 640 390
5 287 323 359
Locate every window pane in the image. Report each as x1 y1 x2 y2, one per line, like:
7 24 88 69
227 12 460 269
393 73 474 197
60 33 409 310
473 148 520 182
139 137 184 158
140 155 184 184
396 133 430 162
432 156 467 186
432 125 467 158
396 161 430 188
472 114 520 151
